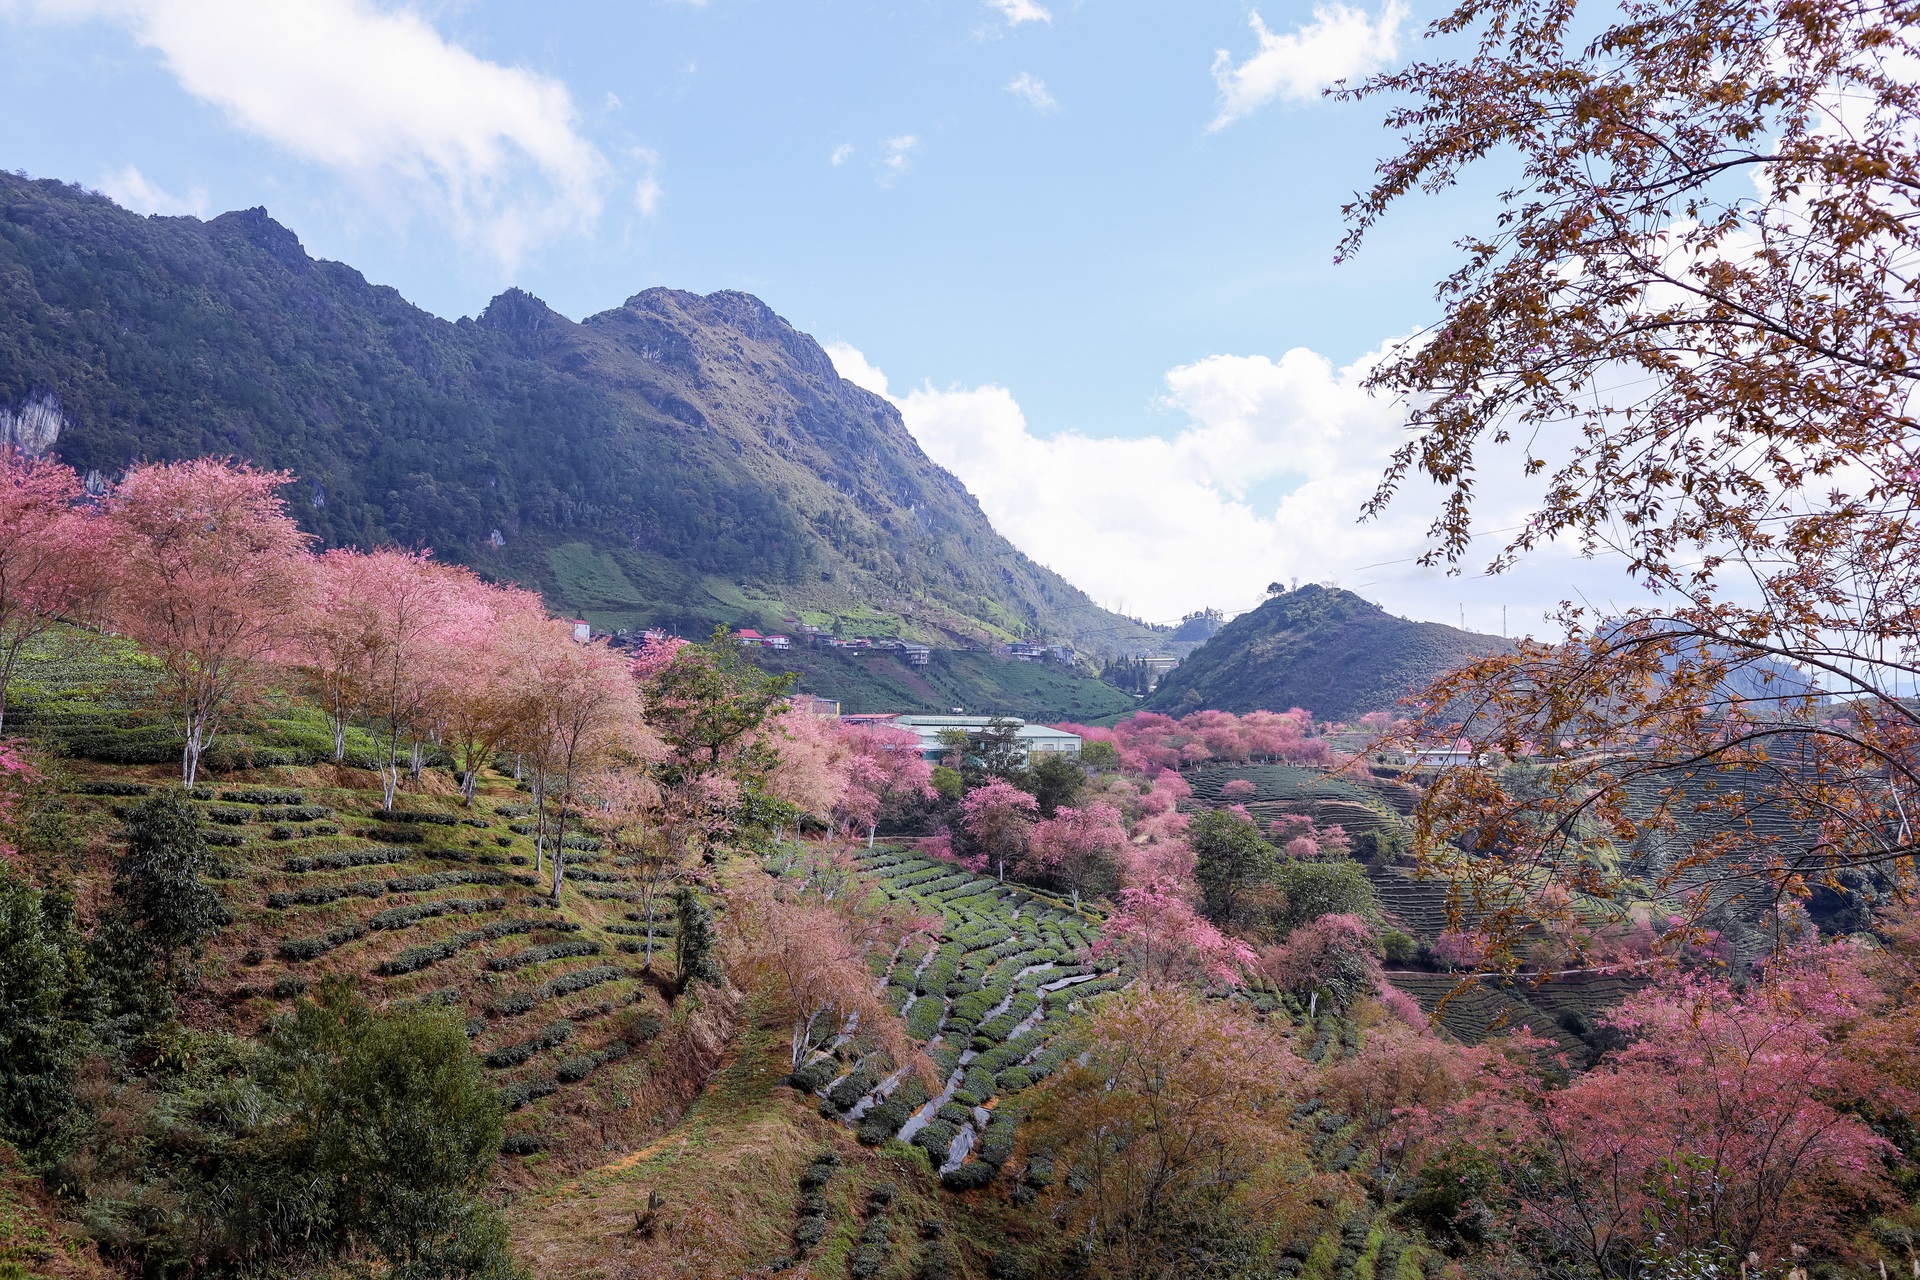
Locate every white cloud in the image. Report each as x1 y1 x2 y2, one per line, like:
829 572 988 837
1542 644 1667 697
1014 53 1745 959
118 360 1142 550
18 0 609 265
1209 2 1406 129
827 341 1628 634
879 134 918 185
825 342 891 397
986 0 1051 24
1006 71 1057 112
99 163 207 216
604 91 622 110
632 147 662 216
830 142 854 166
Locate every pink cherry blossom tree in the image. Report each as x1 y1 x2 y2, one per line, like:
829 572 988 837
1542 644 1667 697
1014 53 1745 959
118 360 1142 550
1027 802 1127 909
959 776 1038 882
1096 876 1256 988
0 451 104 732
105 459 311 786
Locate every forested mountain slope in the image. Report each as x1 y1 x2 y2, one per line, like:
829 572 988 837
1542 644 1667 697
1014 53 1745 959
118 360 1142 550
1146 584 1511 721
0 172 1160 654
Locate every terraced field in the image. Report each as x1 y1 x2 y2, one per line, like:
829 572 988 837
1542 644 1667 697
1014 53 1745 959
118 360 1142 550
52 769 681 1160
1184 762 1410 841
770 847 1125 1190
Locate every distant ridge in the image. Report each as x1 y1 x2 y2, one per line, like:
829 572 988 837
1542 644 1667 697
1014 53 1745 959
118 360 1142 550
1144 584 1512 722
0 171 1165 655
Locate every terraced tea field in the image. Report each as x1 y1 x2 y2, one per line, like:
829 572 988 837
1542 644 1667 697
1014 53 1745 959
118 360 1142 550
1184 762 1410 841
52 768 683 1165
769 847 1125 1190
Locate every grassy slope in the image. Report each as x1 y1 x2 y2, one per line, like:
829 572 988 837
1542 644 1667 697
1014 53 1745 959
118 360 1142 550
1147 585 1511 722
749 647 1140 722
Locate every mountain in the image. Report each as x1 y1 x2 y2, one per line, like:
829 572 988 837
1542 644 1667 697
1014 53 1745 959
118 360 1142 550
1144 584 1512 722
0 172 1163 655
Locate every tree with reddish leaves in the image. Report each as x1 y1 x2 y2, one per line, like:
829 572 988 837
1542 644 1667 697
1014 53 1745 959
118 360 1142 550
1096 876 1257 988
1027 802 1127 909
1424 944 1898 1274
722 870 926 1075
350 549 469 810
0 452 104 732
836 722 933 847
958 776 1038 883
422 576 550 805
105 460 311 786
1025 985 1331 1276
1339 0 1920 952
509 626 648 902
1254 912 1379 1015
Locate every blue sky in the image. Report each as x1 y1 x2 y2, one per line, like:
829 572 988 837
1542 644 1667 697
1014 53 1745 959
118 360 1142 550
0 0 1644 633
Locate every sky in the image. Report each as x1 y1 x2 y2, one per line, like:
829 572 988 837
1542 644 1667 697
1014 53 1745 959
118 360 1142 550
0 0 1654 637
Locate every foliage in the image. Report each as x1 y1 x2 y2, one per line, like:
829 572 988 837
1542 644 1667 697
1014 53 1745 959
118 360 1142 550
111 789 223 980
674 885 722 989
1188 808 1279 930
104 458 313 787
1274 858 1374 933
268 982 518 1278
1026 985 1328 1278
1338 0 1920 958
0 867 81 1157
959 778 1038 882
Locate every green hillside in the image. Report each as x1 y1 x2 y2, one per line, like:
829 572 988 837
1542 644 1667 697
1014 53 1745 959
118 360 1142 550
1147 584 1511 722
749 646 1140 722
0 173 1161 656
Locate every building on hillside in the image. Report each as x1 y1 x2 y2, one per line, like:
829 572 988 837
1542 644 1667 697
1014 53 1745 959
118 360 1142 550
569 620 591 643
855 714 1081 763
1140 655 1180 678
735 628 766 646
763 633 792 650
1408 743 1486 768
901 644 931 667
1003 642 1048 662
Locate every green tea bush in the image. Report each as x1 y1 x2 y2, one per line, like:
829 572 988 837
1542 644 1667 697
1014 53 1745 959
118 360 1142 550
485 939 600 972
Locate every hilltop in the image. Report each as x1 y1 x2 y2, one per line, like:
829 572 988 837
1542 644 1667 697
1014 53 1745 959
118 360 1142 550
0 172 1162 656
1145 584 1511 722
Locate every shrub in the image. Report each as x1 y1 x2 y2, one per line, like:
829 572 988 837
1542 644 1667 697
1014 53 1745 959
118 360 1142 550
827 1066 877 1111
793 1215 828 1249
912 1119 958 1162
115 789 225 976
285 849 406 873
77 780 152 796
1379 928 1417 965
483 1020 572 1068
373 808 460 825
905 995 944 1040
499 1077 558 1110
369 898 505 931
942 1161 998 1191
265 981 513 1277
499 1133 544 1155
260 805 333 823
272 976 309 999
788 1057 838 1093
485 939 601 972
0 868 82 1152
278 924 367 961
207 806 253 825
220 788 304 805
